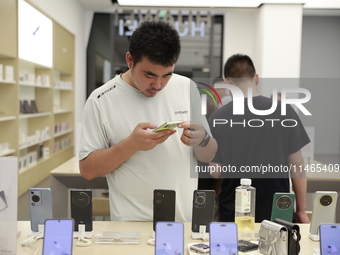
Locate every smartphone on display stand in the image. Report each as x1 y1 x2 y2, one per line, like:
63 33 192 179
70 189 93 232
42 219 74 255
271 193 295 222
190 242 210 254
153 189 176 231
319 224 340 255
209 222 238 255
309 191 338 240
191 190 215 233
155 222 184 255
153 121 183 132
28 188 53 232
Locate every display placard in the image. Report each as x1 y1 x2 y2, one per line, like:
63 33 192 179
0 157 18 255
18 0 53 67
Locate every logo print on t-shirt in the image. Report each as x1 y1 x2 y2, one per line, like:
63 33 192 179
97 85 116 99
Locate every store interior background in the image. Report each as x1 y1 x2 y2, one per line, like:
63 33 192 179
17 0 340 220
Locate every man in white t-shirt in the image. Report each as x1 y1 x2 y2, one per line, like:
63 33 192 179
79 21 217 221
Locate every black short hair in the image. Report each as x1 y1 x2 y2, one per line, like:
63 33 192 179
129 21 181 67
224 54 256 80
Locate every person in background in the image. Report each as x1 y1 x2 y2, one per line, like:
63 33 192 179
79 21 217 221
209 54 310 223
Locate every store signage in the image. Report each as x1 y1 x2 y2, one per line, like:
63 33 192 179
114 10 211 37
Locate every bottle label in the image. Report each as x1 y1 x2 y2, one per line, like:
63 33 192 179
235 189 251 213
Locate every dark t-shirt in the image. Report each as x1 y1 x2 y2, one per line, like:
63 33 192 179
208 96 310 222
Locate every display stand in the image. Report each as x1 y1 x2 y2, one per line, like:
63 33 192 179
73 224 93 239
74 224 92 247
191 225 209 241
309 232 319 241
147 231 155 246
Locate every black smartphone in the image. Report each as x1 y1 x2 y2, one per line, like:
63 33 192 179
192 190 215 233
70 189 93 231
153 189 176 231
238 240 259 252
42 219 74 255
319 224 340 255
155 222 184 255
28 188 53 232
209 222 238 255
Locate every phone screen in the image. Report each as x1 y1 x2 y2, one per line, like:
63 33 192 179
320 224 340 255
209 222 238 255
155 222 184 255
43 219 74 255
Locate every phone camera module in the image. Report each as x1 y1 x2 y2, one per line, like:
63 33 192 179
320 195 333 206
276 195 292 210
195 193 206 208
155 192 163 204
31 195 40 203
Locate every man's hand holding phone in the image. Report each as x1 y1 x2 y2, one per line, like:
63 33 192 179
128 122 176 151
178 121 206 147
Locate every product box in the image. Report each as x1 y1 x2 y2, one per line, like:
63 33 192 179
4 65 14 82
0 157 18 255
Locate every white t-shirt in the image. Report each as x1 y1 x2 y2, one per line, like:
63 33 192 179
79 74 210 222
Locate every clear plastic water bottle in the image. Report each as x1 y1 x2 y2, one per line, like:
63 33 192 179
235 178 256 239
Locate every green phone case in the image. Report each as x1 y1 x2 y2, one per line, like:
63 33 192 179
270 193 295 222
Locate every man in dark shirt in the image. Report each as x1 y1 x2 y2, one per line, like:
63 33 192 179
209 54 310 223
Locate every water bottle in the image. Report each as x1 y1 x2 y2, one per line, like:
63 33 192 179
235 178 256 239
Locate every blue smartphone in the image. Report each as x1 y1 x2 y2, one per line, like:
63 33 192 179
319 224 340 255
155 222 184 255
43 219 74 255
209 222 238 255
28 188 53 232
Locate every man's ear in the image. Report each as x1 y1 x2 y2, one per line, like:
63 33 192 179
126 52 133 69
255 74 259 86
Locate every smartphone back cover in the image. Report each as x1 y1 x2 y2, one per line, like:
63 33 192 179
310 191 338 234
29 188 53 232
71 189 93 231
270 193 295 222
153 189 176 231
192 190 215 232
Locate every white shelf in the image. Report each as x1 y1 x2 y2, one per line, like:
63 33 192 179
54 129 73 138
19 137 51 150
20 82 51 88
54 87 72 91
0 149 15 156
54 109 72 114
19 112 52 119
19 158 48 174
0 116 16 122
0 80 16 84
